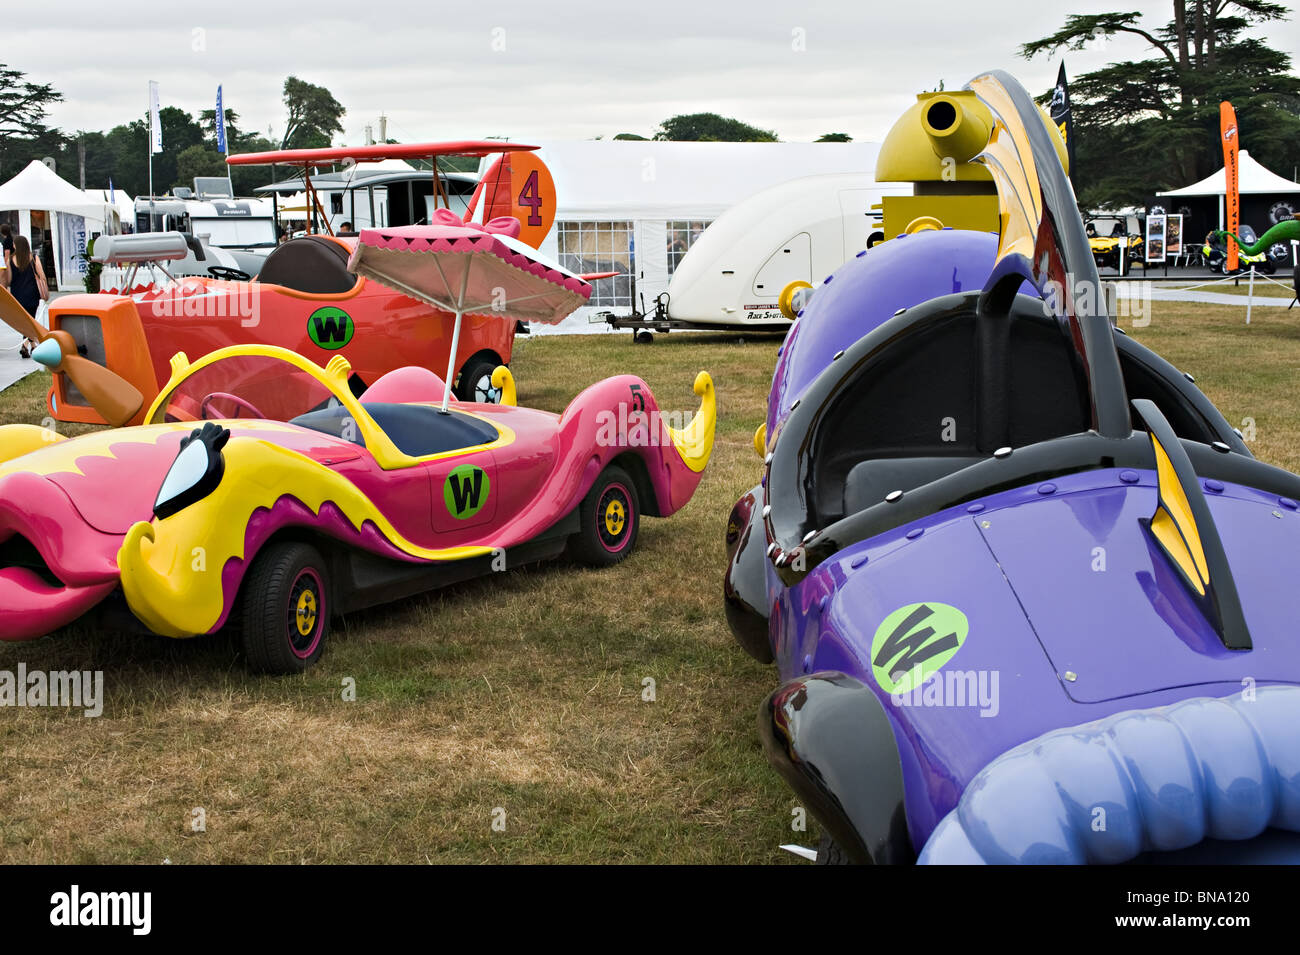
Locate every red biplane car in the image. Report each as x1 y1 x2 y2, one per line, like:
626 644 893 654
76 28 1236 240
44 141 566 427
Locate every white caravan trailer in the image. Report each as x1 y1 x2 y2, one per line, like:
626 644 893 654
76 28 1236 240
638 172 910 335
256 161 478 236
133 177 278 277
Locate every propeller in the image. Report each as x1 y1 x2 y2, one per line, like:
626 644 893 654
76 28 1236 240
0 285 143 427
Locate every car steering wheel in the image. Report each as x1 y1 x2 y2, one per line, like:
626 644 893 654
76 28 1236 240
207 265 252 281
200 392 265 420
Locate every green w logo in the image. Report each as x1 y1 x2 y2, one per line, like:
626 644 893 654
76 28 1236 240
307 306 354 349
870 602 968 694
443 465 490 519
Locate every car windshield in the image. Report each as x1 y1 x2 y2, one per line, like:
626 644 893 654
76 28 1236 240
191 217 279 248
148 354 345 425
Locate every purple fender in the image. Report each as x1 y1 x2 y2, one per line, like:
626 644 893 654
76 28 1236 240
920 686 1300 864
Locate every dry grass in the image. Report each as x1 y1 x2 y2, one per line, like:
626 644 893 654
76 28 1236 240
1 300 1297 864
1124 299 1300 472
0 330 798 864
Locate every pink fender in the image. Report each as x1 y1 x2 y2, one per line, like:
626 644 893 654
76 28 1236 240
482 373 715 547
0 472 122 641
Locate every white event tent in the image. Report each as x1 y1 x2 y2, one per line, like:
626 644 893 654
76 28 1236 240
0 160 118 290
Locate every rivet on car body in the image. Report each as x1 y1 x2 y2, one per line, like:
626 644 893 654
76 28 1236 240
1204 479 1224 493
791 399 800 410
766 543 779 558
802 530 817 543
906 528 923 540
885 489 903 502
967 503 984 513
1063 671 1078 682
1037 483 1056 495
1184 372 1195 383
1280 497 1298 510
1273 510 1284 519
765 453 774 466
981 520 991 529
833 350 845 360
893 307 907 316
850 554 868 569
1119 469 1140 483
762 504 771 519
1212 441 1230 453
994 447 1012 459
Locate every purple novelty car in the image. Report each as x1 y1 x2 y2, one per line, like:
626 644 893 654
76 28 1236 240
724 70 1300 865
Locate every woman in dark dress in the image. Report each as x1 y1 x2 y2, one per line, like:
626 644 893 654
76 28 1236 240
2 235 48 357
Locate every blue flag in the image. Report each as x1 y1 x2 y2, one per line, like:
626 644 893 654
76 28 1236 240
215 85 227 154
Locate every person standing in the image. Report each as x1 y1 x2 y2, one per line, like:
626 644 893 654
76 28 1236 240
1 235 49 358
0 223 13 281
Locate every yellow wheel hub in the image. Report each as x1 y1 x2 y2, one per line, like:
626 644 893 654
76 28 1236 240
603 499 626 537
295 589 318 636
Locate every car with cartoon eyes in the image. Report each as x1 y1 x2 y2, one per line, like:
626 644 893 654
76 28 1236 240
724 71 1300 865
0 344 714 672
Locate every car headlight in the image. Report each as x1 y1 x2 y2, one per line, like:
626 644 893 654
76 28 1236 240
154 422 230 520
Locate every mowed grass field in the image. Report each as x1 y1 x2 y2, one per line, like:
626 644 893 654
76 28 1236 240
1 296 1298 864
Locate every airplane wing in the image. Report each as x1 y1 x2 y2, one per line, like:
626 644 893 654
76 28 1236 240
227 141 538 167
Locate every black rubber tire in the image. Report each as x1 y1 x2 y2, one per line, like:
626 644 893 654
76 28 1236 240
455 356 503 403
568 465 640 567
238 542 331 674
634 330 654 344
815 831 852 865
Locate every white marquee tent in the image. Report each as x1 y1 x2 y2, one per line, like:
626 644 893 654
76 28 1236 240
0 160 117 290
1157 150 1300 229
524 139 882 328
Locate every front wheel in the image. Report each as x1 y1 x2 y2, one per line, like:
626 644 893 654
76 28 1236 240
238 541 331 673
815 831 852 865
568 465 640 566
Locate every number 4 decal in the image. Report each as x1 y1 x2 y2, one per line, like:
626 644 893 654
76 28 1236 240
518 170 543 226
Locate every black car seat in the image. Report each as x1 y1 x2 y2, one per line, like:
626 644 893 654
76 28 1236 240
258 236 357 294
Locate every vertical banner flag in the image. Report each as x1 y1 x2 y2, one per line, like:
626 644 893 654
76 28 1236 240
1220 101 1240 273
215 85 228 154
148 81 163 154
1049 62 1074 177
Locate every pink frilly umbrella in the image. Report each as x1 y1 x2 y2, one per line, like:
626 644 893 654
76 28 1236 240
347 208 593 412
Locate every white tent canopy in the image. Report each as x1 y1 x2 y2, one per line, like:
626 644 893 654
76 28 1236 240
0 160 111 216
85 187 133 228
0 160 116 290
1157 150 1300 197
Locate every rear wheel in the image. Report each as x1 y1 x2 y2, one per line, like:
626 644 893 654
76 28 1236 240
455 356 503 403
568 465 640 566
238 542 331 674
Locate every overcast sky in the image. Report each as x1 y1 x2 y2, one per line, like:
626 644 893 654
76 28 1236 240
8 1 1300 147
